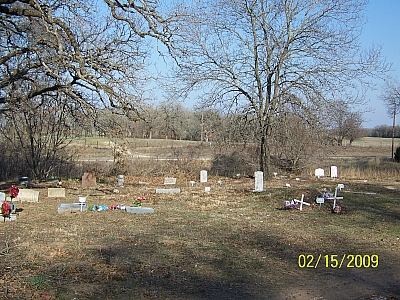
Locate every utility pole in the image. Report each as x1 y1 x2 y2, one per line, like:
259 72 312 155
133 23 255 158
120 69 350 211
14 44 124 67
392 102 396 159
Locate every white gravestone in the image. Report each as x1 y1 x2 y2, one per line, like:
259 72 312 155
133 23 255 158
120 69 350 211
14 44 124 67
200 170 208 183
15 189 39 202
118 175 124 186
126 207 154 214
58 203 88 213
254 171 264 192
190 181 195 187
315 168 324 178
164 178 177 185
48 188 65 197
331 166 338 178
0 192 5 202
155 188 181 194
205 187 211 193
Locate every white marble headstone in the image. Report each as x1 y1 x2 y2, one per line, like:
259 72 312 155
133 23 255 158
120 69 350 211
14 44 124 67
254 171 264 192
331 166 338 178
315 168 324 178
164 178 177 185
0 192 5 202
200 170 208 183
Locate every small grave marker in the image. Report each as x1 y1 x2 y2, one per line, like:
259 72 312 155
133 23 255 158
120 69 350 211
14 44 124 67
189 180 195 187
331 166 338 178
48 188 65 198
0 192 5 202
205 186 211 193
58 203 88 213
254 171 264 192
126 207 154 214
200 170 208 183
15 189 39 202
316 197 325 207
155 188 181 194
293 194 310 211
118 175 124 186
315 168 324 178
164 178 177 185
78 197 86 212
217 179 222 186
82 172 97 187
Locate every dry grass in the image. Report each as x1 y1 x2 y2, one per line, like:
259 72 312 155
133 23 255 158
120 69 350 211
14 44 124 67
1 139 400 299
1 175 400 300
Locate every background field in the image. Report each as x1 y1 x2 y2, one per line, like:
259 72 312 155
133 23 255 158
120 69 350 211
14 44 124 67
1 138 399 299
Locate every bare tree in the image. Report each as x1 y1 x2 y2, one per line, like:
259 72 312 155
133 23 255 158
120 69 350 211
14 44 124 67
167 0 388 176
0 0 172 118
0 95 76 180
380 79 400 158
325 100 364 146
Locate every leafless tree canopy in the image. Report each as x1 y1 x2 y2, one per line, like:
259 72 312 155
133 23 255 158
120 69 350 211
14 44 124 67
167 0 389 175
0 0 173 119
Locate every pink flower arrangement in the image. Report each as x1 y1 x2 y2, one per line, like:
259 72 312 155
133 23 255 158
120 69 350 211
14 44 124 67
132 195 146 207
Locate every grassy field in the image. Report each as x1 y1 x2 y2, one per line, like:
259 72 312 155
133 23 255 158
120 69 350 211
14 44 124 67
1 139 400 299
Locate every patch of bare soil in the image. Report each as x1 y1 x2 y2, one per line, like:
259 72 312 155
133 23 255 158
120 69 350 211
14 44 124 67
1 176 399 299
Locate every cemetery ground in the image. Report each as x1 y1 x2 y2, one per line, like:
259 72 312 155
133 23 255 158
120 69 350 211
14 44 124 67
1 139 400 299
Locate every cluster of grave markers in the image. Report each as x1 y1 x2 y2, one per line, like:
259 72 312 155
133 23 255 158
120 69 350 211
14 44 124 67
1 167 344 219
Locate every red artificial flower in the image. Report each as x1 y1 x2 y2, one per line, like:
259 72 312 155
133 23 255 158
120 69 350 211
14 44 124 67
8 185 19 198
1 201 11 217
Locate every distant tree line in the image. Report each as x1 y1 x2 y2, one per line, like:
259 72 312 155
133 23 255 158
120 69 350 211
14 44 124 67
368 125 400 138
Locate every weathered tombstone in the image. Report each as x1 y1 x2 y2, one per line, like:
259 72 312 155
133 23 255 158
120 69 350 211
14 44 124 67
205 186 211 193
117 175 124 186
58 203 88 213
126 207 154 214
48 188 66 198
254 171 264 192
0 192 5 202
315 168 324 178
331 166 338 178
15 189 39 202
155 188 181 194
200 170 208 183
164 178 177 185
82 172 97 187
189 180 195 187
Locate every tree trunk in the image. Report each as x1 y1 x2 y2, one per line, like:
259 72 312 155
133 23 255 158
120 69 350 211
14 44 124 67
259 129 271 177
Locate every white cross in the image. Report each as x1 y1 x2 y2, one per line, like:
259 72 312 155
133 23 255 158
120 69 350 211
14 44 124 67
293 194 310 211
325 187 343 209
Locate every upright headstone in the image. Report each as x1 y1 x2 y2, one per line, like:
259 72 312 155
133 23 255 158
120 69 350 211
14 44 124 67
315 168 324 178
48 188 66 197
331 166 338 178
200 170 207 183
15 189 39 202
0 192 5 202
118 175 124 186
82 172 97 187
205 186 211 193
164 178 177 185
254 171 264 192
